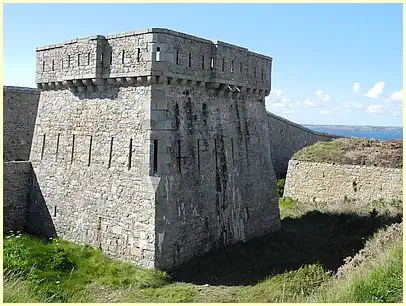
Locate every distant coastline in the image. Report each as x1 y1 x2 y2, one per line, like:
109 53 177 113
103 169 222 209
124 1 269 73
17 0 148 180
303 125 403 141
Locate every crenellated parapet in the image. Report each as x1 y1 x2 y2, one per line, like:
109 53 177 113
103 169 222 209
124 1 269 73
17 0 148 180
36 28 272 97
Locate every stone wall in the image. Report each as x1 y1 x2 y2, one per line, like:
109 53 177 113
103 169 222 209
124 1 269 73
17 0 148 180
3 161 32 233
3 86 40 161
283 160 402 205
267 112 335 178
30 87 157 268
152 84 280 269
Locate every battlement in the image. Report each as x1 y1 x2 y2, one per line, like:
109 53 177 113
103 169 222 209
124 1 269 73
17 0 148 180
36 28 272 96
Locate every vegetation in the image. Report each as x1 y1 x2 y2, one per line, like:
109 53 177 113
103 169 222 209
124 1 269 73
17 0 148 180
292 138 402 168
313 222 403 303
276 179 285 198
3 199 402 303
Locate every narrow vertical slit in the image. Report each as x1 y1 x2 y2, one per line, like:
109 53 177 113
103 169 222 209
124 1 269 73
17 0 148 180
52 60 55 71
42 60 45 71
88 135 93 167
153 140 158 174
222 58 225 71
88 52 91 65
188 52 191 67
156 47 161 62
231 138 235 166
54 206 57 217
122 50 125 64
61 59 64 69
201 56 205 69
55 133 60 160
197 139 201 171
176 49 179 65
77 54 80 66
67 55 71 68
214 139 218 168
41 134 46 160
108 137 114 168
128 138 133 171
100 53 103 64
109 51 113 65
231 60 234 73
177 140 181 173
70 134 75 164
210 57 214 69
245 137 249 166
137 48 140 62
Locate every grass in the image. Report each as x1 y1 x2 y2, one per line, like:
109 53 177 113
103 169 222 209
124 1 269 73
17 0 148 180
3 200 402 303
314 222 403 303
3 232 169 302
292 138 402 168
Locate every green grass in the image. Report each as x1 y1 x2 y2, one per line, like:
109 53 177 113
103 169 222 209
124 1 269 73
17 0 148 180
293 138 402 168
236 264 331 303
3 232 169 302
316 243 402 303
3 211 402 303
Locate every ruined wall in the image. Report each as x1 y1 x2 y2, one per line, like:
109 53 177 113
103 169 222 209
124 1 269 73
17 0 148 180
3 161 32 233
29 87 157 268
152 84 280 269
267 112 335 178
3 86 40 161
284 160 402 205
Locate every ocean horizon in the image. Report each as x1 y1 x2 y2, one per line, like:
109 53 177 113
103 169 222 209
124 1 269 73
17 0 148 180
304 125 403 141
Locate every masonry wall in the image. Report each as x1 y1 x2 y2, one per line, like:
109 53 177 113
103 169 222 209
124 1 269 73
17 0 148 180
283 160 402 205
29 87 158 268
152 84 281 269
3 161 32 233
267 112 335 178
3 86 40 161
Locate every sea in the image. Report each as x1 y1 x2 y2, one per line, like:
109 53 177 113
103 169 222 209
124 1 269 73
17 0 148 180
304 126 403 141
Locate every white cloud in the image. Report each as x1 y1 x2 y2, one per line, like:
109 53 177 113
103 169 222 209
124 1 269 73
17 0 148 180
315 89 331 102
352 82 360 93
365 81 385 98
367 104 384 113
389 89 403 101
265 88 292 111
319 110 332 115
303 98 317 107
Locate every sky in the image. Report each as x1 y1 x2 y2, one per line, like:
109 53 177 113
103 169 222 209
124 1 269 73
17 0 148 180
3 3 403 126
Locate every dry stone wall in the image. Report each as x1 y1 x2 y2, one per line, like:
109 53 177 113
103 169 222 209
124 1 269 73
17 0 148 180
283 160 402 205
3 86 40 161
267 112 335 178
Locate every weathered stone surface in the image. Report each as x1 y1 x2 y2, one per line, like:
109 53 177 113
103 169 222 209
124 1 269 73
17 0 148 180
267 113 335 178
283 160 402 205
3 86 40 161
3 161 32 232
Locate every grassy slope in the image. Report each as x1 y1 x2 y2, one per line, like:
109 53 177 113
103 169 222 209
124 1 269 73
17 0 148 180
292 138 402 168
3 201 403 303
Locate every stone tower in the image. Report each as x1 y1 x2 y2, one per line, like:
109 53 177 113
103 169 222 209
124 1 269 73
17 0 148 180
32 28 281 269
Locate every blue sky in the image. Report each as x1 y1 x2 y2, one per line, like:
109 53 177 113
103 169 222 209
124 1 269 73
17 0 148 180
3 3 403 126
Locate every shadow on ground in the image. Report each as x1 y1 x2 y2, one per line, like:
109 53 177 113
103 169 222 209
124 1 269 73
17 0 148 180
168 211 402 286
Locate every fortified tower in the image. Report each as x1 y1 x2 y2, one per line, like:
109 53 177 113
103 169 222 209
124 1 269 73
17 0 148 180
32 28 280 269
